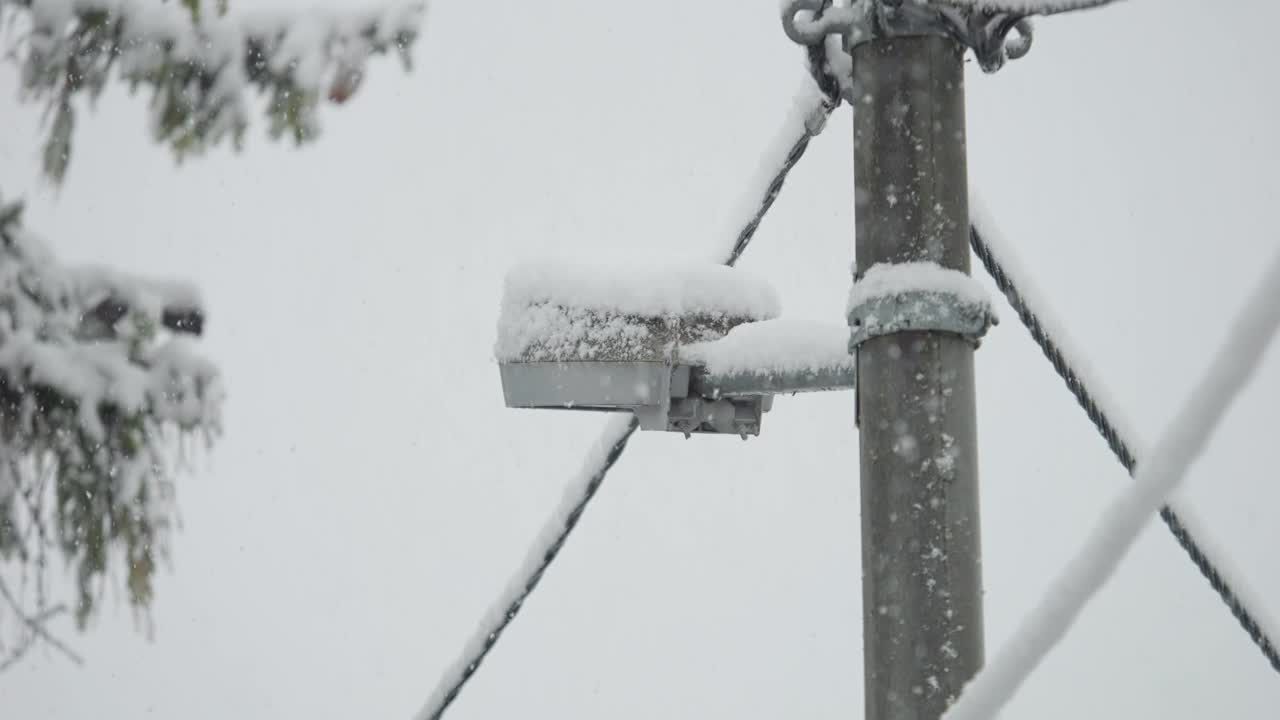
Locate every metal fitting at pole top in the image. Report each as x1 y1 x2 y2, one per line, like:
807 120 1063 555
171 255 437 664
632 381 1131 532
780 0 1034 74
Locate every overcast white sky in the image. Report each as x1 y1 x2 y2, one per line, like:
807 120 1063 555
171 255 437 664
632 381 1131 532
3 0 1280 717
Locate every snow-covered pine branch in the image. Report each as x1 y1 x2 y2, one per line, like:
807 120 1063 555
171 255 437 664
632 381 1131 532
0 190 222 630
0 0 427 181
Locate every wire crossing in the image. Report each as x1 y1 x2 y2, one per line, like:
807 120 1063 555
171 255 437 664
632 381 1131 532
945 241 1280 720
968 219 1280 676
421 3 1278 716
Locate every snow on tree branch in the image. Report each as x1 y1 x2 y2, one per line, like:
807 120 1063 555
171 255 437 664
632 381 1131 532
0 190 222 631
0 0 427 182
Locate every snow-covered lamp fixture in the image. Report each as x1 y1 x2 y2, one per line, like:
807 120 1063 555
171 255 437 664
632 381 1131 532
495 261 856 437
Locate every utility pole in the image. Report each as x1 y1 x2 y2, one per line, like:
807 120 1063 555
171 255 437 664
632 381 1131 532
781 3 1010 716
471 3 1280 719
852 33 984 720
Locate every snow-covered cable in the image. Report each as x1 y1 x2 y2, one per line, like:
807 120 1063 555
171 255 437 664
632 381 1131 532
969 197 1280 676
414 414 638 720
947 238 1280 720
721 81 839 267
413 41 843 719
936 0 1124 16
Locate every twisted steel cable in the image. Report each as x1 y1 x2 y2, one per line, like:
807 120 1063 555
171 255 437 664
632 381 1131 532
417 416 638 720
936 0 1124 16
969 222 1280 676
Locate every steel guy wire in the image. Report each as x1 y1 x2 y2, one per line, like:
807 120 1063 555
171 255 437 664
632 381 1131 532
415 40 842 720
935 0 1125 16
416 416 638 720
726 65 840 265
969 221 1280 676
805 4 1279 674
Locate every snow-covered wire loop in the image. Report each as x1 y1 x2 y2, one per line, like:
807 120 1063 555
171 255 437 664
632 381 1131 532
968 213 1280 679
805 0 843 110
781 0 852 46
958 11 1034 73
1006 18 1034 59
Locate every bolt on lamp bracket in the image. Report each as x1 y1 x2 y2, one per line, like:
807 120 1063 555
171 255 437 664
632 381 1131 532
781 0 1033 74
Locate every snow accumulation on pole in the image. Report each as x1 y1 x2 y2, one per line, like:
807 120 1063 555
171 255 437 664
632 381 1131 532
943 247 1280 720
847 260 995 317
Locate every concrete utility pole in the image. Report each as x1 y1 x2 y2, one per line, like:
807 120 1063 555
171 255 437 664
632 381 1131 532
852 35 984 720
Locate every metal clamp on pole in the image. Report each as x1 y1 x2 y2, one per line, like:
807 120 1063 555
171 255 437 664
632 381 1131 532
781 0 1034 74
847 262 998 352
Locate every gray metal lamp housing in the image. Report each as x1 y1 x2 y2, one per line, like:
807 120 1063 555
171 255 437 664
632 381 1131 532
494 262 779 436
495 261 856 437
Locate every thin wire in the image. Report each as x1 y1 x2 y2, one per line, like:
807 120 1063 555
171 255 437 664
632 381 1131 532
724 116 834 267
723 0 840 268
416 22 842 718
946 242 1280 720
420 416 638 720
726 79 839 266
969 222 1280 676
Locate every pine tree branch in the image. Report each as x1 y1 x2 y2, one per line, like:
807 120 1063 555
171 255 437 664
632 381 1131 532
0 0 428 182
0 188 222 628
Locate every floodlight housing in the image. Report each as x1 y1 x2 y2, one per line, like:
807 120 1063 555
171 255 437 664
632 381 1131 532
496 261 856 437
